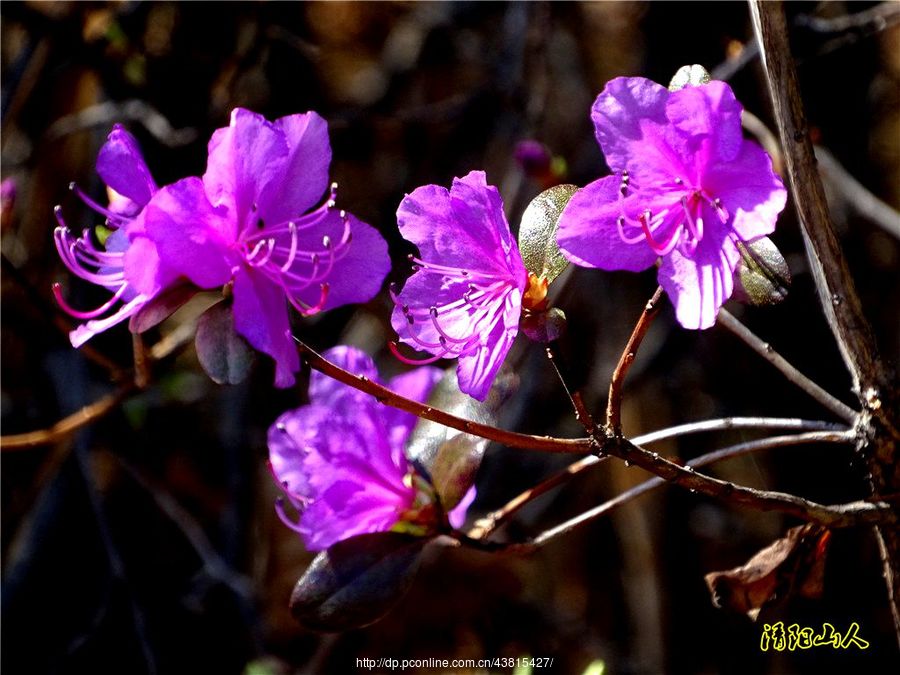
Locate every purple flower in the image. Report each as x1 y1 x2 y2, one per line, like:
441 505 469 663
127 109 390 387
268 346 473 551
389 171 531 401
53 125 178 347
556 77 787 329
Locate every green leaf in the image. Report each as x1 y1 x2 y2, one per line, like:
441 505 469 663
194 301 256 385
405 367 517 514
668 64 711 91
518 184 578 284
732 237 791 306
290 532 427 632
581 660 606 675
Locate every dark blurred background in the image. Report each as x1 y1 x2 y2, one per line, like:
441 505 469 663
2 2 898 674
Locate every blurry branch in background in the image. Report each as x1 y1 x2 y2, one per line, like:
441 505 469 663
469 418 848 540
816 145 900 240
717 310 857 423
0 303 204 451
751 0 900 643
45 100 198 147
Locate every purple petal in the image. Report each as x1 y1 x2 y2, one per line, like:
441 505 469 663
592 77 670 172
448 485 476 529
657 224 741 330
556 176 659 272
704 140 787 242
309 345 381 406
398 171 524 278
134 178 234 293
285 210 390 311
203 108 288 231
257 112 332 226
232 267 299 388
665 81 743 165
96 124 157 210
455 293 520 401
383 366 443 449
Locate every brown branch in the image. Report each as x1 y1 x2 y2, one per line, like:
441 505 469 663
0 384 136 451
717 309 857 423
606 286 664 435
750 0 900 643
294 338 591 454
528 430 862 548
545 342 596 435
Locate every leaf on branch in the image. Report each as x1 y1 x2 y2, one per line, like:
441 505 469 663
732 237 792 306
704 524 830 620
406 366 517 514
128 282 198 333
518 184 578 284
290 532 428 632
668 64 711 91
194 300 256 385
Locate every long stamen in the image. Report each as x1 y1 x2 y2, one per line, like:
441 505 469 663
280 222 299 272
429 307 474 345
388 341 451 365
639 210 682 256
52 281 129 320
69 182 121 224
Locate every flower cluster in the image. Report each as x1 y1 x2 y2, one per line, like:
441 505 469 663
54 110 389 386
268 346 474 551
556 77 787 329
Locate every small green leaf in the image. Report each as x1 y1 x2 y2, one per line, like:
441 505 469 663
518 184 578 284
668 64 711 91
732 237 791 306
194 301 256 385
520 307 567 344
406 367 516 513
290 532 427 632
581 660 606 675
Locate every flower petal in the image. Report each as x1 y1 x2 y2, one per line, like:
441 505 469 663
96 124 157 210
657 223 740 329
309 345 381 407
232 267 299 388
591 77 670 172
448 485 476 529
257 111 332 226
455 293 519 401
665 81 743 165
384 366 443 449
705 140 787 242
203 108 288 232
133 178 233 293
556 176 659 271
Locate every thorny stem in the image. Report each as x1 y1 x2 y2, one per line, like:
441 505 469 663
606 286 664 436
717 309 857 424
469 423 847 541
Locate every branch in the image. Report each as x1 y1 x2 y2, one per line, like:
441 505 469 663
469 418 847 539
545 342 596 435
529 430 861 548
294 338 591 454
0 385 136 451
606 286 664 435
717 309 857 423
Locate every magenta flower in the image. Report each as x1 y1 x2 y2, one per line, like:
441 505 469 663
269 346 473 551
389 171 529 401
53 125 178 347
556 77 787 329
128 109 390 387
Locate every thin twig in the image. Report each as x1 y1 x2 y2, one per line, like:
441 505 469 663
606 286 664 436
528 430 858 548
717 309 857 423
794 1 900 34
294 337 591 454
816 145 900 241
1 384 136 451
545 343 595 434
470 422 847 540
